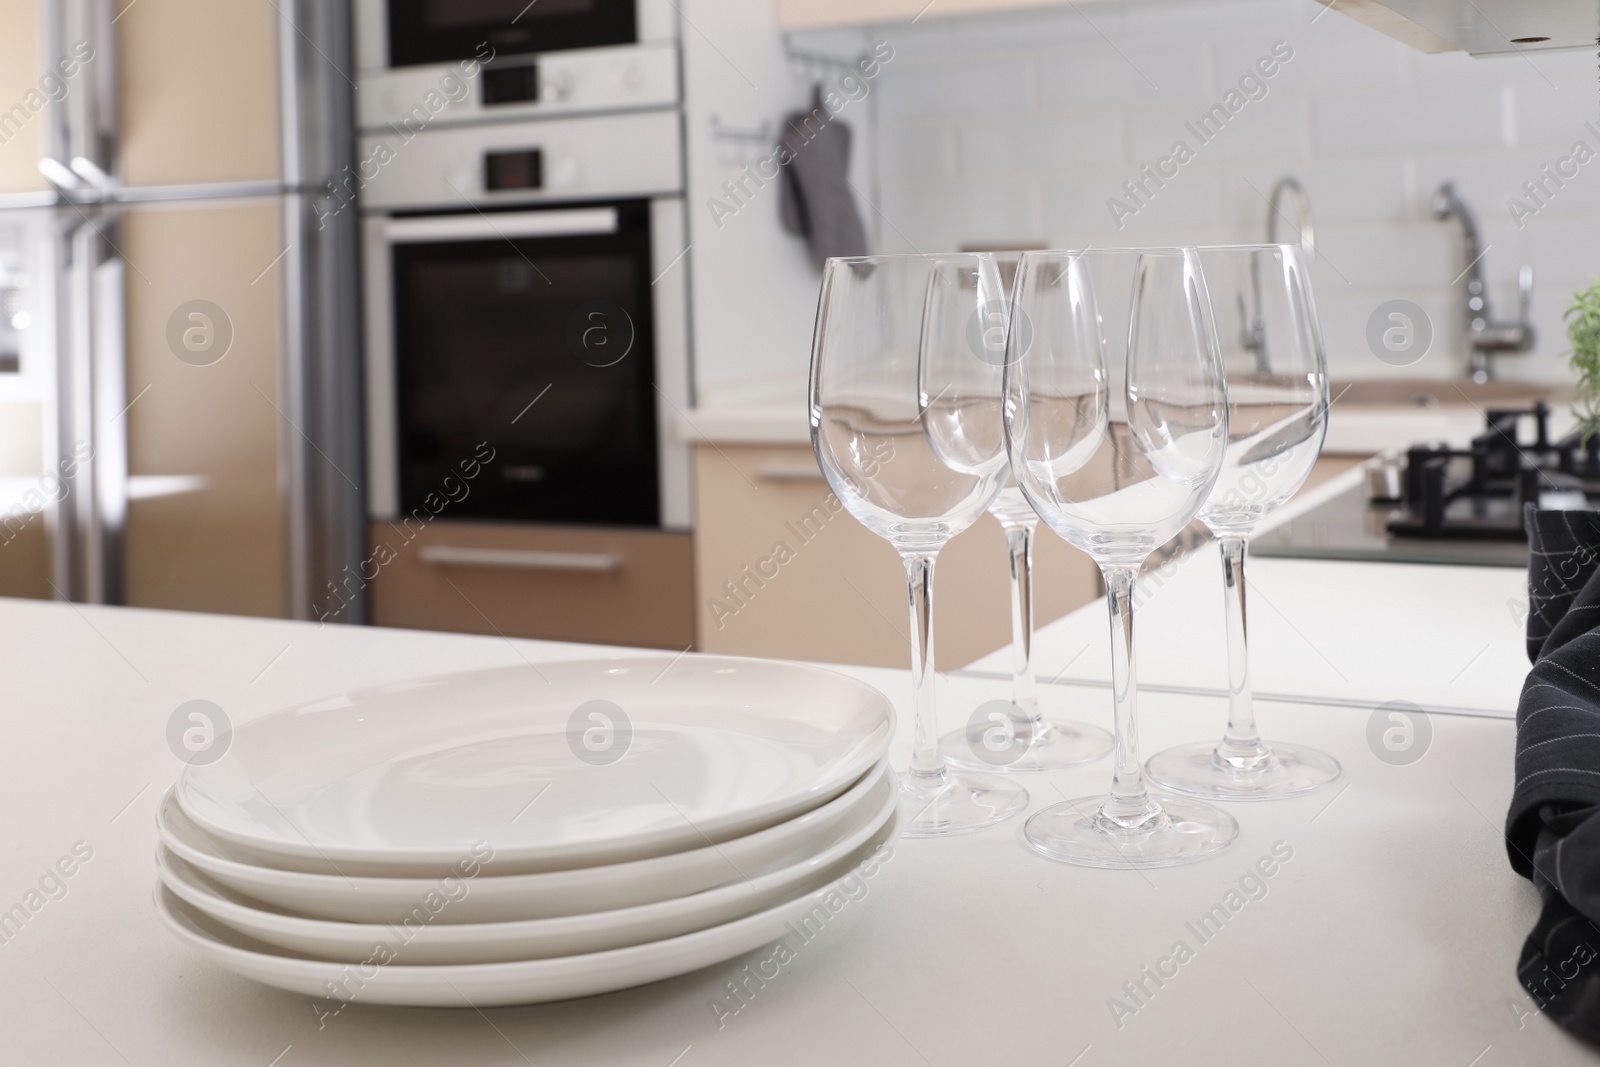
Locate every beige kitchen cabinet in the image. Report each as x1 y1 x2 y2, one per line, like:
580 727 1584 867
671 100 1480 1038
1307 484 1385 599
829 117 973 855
369 522 695 651
778 0 1577 52
778 0 1585 52
775 0 1101 31
693 443 1102 670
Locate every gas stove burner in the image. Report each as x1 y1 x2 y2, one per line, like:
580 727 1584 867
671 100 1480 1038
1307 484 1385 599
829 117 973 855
1385 401 1600 541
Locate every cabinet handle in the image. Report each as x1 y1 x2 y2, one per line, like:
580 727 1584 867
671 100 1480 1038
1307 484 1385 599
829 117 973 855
757 464 826 482
419 546 622 573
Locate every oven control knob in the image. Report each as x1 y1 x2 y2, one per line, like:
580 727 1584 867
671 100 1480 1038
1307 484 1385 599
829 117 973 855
551 155 581 188
546 69 575 102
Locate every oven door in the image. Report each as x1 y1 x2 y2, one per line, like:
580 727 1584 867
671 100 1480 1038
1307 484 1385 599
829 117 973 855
387 0 636 67
371 201 666 528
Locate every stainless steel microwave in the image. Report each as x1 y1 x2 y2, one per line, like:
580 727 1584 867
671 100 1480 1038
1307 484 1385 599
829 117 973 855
395 0 635 66
354 0 678 128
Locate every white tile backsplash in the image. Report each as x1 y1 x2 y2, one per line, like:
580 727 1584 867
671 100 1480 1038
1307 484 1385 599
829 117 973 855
875 59 1032 121
1221 159 1408 225
1033 42 1210 108
956 115 1124 175
1512 78 1600 147
1214 13 1408 91
1312 87 1511 156
1125 98 1311 161
865 0 1600 382
879 122 954 182
880 179 1043 249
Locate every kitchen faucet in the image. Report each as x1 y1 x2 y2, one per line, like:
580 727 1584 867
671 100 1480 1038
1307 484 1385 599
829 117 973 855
1430 181 1535 382
1242 177 1316 374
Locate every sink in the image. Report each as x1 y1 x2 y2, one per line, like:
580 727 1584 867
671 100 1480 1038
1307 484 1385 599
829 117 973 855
1330 378 1566 409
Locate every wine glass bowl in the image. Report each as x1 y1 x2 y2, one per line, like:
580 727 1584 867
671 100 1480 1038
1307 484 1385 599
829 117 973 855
1013 253 1225 561
813 257 1009 550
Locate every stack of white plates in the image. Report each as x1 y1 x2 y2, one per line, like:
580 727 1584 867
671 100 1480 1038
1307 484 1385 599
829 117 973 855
154 656 897 1007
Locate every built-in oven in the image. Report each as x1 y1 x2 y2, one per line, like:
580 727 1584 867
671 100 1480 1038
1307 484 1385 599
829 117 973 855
361 111 691 531
353 0 677 128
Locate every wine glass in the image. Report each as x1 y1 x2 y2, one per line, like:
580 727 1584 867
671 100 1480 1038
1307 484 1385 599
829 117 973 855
924 252 1114 774
939 480 1116 772
1006 247 1237 868
811 253 1029 836
1144 244 1341 800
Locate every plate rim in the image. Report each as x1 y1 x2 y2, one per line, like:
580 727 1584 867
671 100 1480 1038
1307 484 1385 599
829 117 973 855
154 812 900 1007
156 759 891 921
156 774 898 964
175 655 895 868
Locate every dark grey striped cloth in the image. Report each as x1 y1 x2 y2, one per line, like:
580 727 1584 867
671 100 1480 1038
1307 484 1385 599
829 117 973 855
1506 506 1600 1042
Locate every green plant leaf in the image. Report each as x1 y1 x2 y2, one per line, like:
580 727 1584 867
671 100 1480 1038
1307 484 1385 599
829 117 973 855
1567 277 1600 443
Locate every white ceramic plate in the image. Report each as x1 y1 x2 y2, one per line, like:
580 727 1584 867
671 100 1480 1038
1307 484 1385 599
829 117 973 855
157 762 890 924
176 657 894 872
157 771 896 965
155 813 899 1007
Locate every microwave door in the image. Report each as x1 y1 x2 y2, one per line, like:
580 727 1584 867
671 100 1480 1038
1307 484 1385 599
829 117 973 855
386 0 637 67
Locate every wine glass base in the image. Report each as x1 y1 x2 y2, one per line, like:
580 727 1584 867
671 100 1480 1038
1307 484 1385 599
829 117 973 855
1145 740 1342 801
938 718 1114 772
898 767 1030 837
1023 794 1238 869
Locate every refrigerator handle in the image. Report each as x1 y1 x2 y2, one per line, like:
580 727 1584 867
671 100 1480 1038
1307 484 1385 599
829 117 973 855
90 245 126 605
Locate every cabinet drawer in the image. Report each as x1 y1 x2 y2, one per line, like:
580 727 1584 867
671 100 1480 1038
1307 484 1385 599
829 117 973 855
367 521 694 650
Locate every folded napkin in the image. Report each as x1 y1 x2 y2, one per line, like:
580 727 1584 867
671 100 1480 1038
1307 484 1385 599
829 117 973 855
1506 507 1600 1042
779 85 870 269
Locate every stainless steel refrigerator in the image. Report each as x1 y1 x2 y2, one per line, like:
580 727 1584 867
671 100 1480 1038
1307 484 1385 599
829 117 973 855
0 0 364 621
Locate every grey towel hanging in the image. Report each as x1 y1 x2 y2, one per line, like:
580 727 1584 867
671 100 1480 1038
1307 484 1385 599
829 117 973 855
778 85 870 268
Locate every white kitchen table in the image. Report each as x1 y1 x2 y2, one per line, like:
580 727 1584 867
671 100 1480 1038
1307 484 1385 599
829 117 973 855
0 590 1587 1065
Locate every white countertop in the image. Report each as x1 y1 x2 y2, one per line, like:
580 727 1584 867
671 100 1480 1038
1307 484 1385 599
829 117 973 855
0 578 1586 1064
678 379 811 446
959 463 1530 718
965 548 1531 719
1321 405 1492 455
677 377 1567 455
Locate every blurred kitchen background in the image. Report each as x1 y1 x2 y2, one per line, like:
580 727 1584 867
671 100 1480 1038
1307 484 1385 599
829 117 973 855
0 0 1591 669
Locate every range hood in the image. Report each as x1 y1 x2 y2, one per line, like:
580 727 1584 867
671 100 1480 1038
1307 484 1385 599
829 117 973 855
1316 0 1596 55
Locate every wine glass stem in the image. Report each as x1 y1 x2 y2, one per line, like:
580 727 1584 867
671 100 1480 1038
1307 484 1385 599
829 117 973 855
902 551 944 778
1217 535 1267 762
1002 518 1041 721
1101 564 1156 822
